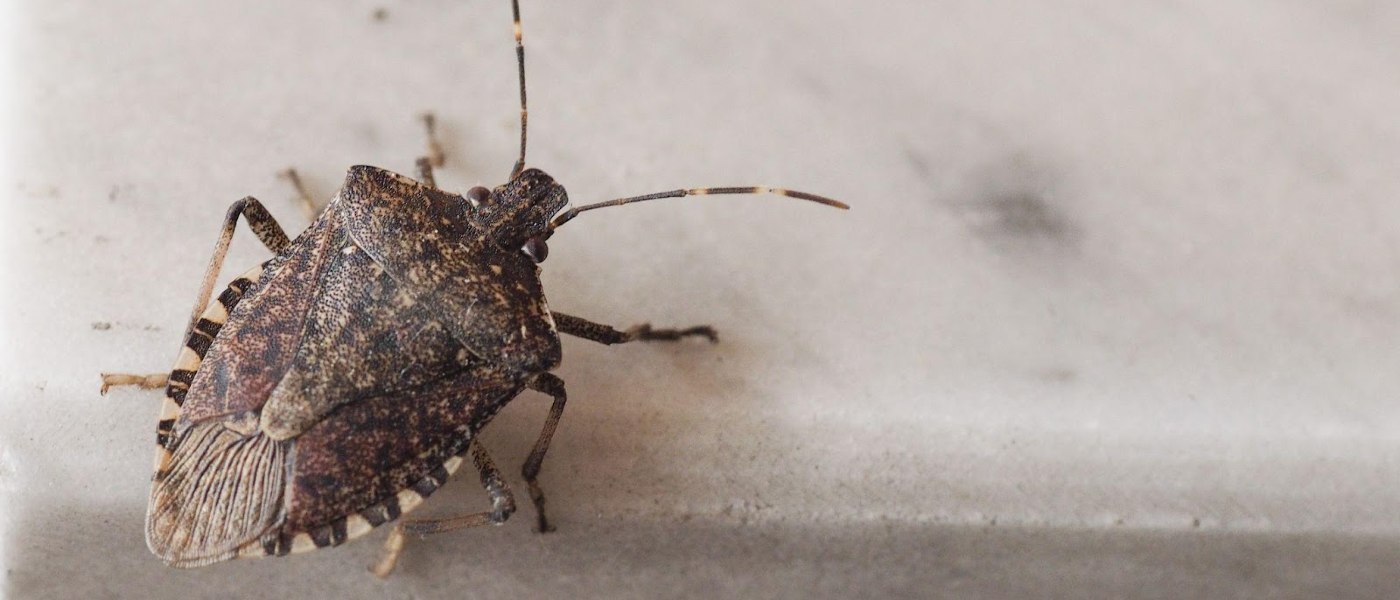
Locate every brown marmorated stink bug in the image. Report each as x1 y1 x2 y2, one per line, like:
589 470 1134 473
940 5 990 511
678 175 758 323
100 0 846 578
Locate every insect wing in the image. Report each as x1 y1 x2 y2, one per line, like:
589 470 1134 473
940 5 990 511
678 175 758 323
150 236 530 565
276 360 524 546
178 210 338 427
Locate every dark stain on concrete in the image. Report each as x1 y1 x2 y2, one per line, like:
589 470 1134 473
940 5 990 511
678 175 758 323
959 152 1081 254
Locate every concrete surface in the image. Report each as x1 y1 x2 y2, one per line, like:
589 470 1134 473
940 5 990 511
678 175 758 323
4 0 1400 598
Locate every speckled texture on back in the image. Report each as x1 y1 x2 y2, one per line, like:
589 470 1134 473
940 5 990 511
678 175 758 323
147 166 553 567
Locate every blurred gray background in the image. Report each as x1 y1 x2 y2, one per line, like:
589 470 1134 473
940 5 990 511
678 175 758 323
4 0 1400 598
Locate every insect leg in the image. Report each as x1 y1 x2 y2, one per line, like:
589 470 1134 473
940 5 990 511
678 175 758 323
100 198 290 394
97 372 167 395
552 312 718 345
277 168 320 222
414 112 446 188
521 372 568 533
370 439 515 578
183 197 290 336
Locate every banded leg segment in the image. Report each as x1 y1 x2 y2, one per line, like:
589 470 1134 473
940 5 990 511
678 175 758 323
372 440 515 578
184 197 290 344
553 312 717 345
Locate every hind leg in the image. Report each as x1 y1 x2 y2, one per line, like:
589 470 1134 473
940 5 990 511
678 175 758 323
100 197 290 395
371 439 515 578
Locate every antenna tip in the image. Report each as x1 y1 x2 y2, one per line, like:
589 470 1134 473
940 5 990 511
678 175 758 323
775 188 850 210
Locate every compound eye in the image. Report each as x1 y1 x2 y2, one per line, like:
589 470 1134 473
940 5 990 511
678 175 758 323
467 186 491 207
522 236 549 263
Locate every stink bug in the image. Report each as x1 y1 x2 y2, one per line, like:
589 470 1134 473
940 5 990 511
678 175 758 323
100 0 846 577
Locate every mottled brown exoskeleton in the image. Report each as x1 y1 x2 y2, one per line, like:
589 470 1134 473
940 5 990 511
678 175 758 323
100 0 846 577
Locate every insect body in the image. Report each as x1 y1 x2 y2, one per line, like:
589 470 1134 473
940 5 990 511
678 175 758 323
101 0 845 577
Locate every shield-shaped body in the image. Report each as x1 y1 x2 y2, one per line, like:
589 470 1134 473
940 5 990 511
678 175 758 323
147 167 560 566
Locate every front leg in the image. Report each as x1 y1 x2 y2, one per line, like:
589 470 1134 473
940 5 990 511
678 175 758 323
552 312 717 345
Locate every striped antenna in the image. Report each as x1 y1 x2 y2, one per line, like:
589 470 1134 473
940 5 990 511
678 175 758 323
508 0 528 181
549 186 848 230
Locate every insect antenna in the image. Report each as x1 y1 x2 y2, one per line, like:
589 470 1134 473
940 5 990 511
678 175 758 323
549 186 848 230
508 0 529 181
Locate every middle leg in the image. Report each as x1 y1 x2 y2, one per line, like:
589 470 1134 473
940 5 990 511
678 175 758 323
522 372 567 533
